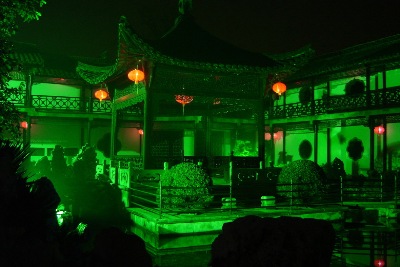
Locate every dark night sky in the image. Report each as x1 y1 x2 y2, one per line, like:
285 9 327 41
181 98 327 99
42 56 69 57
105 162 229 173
11 0 400 59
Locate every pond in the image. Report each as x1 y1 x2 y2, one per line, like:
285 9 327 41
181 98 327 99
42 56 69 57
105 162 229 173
132 218 400 267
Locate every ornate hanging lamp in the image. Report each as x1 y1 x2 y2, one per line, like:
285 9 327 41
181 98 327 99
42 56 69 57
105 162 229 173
272 81 287 95
94 84 109 102
175 87 193 116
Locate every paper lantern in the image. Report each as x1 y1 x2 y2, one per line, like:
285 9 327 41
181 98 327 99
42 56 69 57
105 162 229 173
94 89 109 102
20 121 28 129
128 69 145 84
374 259 385 267
272 82 287 95
374 125 385 135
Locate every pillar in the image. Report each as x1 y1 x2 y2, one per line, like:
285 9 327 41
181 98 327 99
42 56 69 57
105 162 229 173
183 129 195 156
314 121 319 164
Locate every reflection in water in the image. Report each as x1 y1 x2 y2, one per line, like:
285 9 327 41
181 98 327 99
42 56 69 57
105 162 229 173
132 218 399 267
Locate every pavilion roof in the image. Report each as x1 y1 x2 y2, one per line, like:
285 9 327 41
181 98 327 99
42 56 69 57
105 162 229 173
76 15 282 86
10 42 82 83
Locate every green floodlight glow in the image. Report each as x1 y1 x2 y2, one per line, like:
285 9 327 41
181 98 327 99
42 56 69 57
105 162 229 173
56 210 65 226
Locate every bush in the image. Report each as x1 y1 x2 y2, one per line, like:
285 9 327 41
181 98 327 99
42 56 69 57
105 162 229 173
160 162 213 210
277 160 327 205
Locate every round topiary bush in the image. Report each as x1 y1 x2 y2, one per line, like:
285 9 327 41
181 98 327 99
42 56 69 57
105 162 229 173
160 162 213 210
277 160 327 205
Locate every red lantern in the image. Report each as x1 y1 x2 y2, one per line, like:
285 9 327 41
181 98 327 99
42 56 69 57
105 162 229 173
128 69 145 84
20 121 28 129
138 129 144 135
374 259 385 267
94 89 109 102
374 125 385 135
272 82 287 95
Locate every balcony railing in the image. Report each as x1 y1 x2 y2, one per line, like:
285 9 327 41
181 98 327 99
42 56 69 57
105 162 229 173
267 86 400 120
6 86 400 118
6 92 139 115
32 95 82 110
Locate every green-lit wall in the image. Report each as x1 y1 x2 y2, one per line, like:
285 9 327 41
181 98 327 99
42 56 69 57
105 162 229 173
32 83 81 97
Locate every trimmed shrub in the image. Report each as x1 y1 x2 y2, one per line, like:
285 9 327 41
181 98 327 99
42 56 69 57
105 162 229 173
160 162 213 210
277 160 327 205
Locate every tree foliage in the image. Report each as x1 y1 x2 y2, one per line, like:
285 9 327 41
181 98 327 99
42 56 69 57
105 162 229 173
0 0 46 139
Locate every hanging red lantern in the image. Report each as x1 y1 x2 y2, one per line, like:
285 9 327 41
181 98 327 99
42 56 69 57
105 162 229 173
374 125 385 135
128 69 145 84
94 88 109 102
138 129 144 135
175 95 194 115
272 82 287 95
20 121 28 129
374 259 385 267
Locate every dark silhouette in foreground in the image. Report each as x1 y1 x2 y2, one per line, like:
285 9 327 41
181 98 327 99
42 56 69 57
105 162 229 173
0 140 152 266
211 215 336 267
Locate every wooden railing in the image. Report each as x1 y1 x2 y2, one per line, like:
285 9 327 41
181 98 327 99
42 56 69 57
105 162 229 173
109 156 399 218
7 86 400 118
267 86 400 120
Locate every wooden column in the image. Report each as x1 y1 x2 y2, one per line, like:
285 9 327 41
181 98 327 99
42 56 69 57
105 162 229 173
310 79 315 116
25 71 33 108
269 123 275 167
326 127 331 165
382 66 387 105
143 64 154 169
369 116 375 171
326 81 331 110
257 80 265 168
282 127 286 165
87 118 93 145
110 91 118 158
314 121 318 164
366 65 371 107
383 117 387 173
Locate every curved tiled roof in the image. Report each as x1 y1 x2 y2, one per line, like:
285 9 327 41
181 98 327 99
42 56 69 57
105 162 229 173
287 34 400 83
76 15 282 86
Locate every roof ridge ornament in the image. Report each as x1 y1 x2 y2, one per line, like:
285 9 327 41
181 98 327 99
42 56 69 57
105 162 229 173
178 0 192 15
